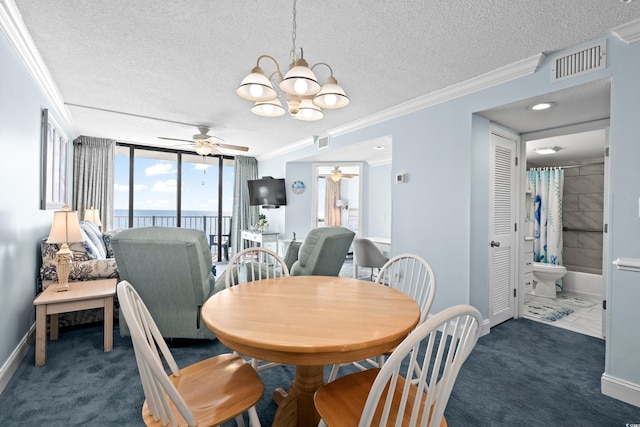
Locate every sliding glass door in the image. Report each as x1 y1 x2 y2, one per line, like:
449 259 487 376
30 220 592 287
114 144 234 261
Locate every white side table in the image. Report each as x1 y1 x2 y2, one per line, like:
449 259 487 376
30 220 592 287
241 230 279 253
33 278 117 366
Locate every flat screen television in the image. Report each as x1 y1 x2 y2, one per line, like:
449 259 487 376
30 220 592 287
248 177 287 208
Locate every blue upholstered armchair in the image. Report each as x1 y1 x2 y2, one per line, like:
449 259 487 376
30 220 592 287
289 226 355 276
111 227 222 340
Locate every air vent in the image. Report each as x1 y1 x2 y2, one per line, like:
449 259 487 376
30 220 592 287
315 135 330 149
551 41 606 82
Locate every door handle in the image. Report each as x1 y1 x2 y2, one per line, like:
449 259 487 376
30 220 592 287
490 240 500 248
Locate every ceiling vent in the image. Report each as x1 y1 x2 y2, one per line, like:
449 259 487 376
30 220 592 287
551 41 606 82
315 135 330 149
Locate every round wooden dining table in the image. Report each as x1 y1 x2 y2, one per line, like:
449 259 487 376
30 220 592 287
201 275 420 427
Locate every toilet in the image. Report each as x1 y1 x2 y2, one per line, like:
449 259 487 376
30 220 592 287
532 262 567 298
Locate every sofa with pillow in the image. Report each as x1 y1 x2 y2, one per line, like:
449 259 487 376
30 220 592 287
39 220 120 326
40 220 119 285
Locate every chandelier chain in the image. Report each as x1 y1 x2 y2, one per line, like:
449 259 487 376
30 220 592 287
290 0 297 62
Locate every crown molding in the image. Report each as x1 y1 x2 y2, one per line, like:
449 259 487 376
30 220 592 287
611 18 640 44
0 0 76 136
330 53 545 138
264 54 544 162
256 136 314 162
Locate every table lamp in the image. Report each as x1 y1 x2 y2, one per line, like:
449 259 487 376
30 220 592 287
84 207 102 228
46 205 83 292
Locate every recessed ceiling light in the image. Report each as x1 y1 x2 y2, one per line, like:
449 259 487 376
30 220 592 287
373 146 385 150
531 102 555 111
533 146 561 155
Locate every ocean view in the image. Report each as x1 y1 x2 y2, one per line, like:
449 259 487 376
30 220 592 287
113 209 232 233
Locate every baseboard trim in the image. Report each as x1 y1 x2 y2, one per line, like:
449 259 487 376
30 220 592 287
0 324 35 395
480 319 491 337
602 372 640 408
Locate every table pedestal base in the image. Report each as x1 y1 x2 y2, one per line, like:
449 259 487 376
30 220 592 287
272 365 323 427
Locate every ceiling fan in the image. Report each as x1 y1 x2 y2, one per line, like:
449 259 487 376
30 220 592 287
322 166 358 182
158 126 249 155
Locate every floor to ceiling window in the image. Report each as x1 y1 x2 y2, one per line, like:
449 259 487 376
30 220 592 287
114 144 235 261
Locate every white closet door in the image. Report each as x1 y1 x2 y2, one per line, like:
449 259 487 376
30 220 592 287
489 131 517 327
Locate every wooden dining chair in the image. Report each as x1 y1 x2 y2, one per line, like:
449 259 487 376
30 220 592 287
225 247 289 372
225 246 290 287
328 254 436 382
315 304 482 427
117 280 263 427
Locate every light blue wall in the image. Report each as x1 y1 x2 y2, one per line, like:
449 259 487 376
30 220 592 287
284 162 313 240
605 38 640 382
0 29 71 371
367 163 392 238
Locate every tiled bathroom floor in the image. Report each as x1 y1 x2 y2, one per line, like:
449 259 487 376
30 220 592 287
523 292 603 339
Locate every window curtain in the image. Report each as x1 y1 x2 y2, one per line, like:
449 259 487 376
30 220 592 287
325 178 341 226
527 168 564 286
72 136 115 230
231 156 258 252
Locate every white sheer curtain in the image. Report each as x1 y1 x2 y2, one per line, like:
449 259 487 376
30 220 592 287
231 156 258 252
324 179 341 226
72 136 115 230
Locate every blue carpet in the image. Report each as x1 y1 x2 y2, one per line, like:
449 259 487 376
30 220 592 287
0 318 639 426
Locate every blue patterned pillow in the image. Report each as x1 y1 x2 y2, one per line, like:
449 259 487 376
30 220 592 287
80 221 106 259
79 227 102 260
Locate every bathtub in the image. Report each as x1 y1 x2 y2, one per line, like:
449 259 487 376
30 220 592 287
561 264 603 299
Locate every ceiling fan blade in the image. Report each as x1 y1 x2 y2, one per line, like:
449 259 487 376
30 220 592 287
158 136 194 144
212 142 249 152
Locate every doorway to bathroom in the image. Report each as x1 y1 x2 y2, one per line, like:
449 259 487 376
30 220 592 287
521 126 609 339
478 78 611 339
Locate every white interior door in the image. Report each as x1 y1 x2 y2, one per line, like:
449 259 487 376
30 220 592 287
489 130 518 327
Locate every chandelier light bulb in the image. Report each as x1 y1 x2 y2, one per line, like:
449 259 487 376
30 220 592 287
294 79 308 94
262 104 274 115
249 84 264 98
323 94 337 107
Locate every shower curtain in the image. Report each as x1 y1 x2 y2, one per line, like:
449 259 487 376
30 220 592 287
527 168 564 285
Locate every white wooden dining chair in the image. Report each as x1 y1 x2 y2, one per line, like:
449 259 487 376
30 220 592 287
328 254 436 382
225 246 290 287
225 246 290 372
315 304 482 427
117 280 263 427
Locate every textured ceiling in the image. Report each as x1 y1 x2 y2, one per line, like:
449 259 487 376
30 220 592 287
11 0 640 161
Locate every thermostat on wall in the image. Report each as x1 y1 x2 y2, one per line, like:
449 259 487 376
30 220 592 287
395 173 407 184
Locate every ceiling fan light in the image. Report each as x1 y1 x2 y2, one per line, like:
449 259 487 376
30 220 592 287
279 58 321 96
330 168 342 182
313 77 349 109
237 66 278 102
295 98 323 121
194 143 213 156
252 98 286 117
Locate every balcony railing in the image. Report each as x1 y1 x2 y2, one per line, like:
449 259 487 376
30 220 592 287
113 215 232 239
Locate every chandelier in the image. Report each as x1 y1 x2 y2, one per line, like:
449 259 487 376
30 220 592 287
236 0 349 121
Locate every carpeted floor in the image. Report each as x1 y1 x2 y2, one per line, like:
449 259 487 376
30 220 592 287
1 315 639 426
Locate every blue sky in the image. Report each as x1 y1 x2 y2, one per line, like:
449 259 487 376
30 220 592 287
113 154 235 214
